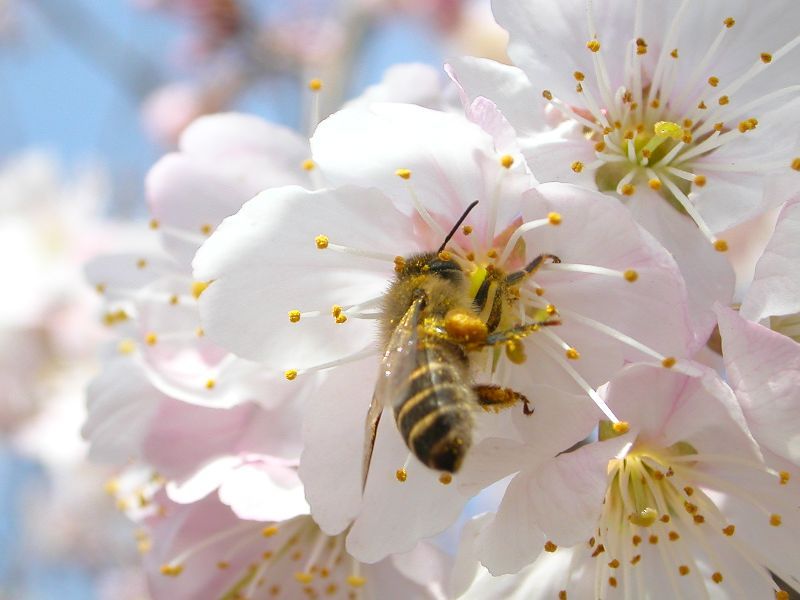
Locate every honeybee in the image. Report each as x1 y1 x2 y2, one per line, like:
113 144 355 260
363 201 561 484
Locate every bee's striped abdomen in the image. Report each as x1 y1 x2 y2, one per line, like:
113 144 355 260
393 342 474 473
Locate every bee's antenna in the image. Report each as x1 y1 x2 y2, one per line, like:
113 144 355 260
437 200 479 254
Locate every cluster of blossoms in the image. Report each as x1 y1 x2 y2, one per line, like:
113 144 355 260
85 1 800 598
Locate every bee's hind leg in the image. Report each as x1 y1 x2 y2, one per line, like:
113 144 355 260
473 384 534 416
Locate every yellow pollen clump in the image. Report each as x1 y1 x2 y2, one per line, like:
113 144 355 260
790 158 800 171
613 421 630 434
505 339 527 364
548 212 562 225
566 348 580 360
346 576 366 588
670 48 679 58
714 239 729 252
500 154 514 168
571 161 584 173
708 76 720 87
308 78 323 91
779 471 790 485
719 95 730 105
295 572 314 584
284 370 298 381
315 235 329 249
288 310 301 323
395 468 407 482
693 175 707 187
205 379 216 390
302 159 315 171
545 304 557 315
136 258 147 269
586 39 601 52
724 17 735 28
770 514 782 526
118 339 136 355
662 356 677 368
679 565 690 576
145 332 158 345
395 168 412 180
624 269 638 282
668 531 680 541
621 184 635 196
217 561 230 570
654 121 683 140
573 71 585 81
542 89 553 100
160 564 183 577
712 572 723 584
439 473 453 485
262 525 279 537
544 541 558 552
445 309 488 344
149 218 159 229
191 280 210 299
200 224 213 235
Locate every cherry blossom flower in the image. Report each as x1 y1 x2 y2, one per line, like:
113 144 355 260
193 102 696 562
459 363 800 598
141 462 449 600
451 0 800 339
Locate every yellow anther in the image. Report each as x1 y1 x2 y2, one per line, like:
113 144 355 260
679 565 690 576
612 421 630 434
160 564 183 577
262 551 273 560
191 281 209 299
200 224 213 235
697 101 707 109
462 225 473 235
145 332 158 345
565 347 580 360
660 514 671 523
302 159 315 171
682 133 693 144
608 559 620 569
295 572 314 584
544 541 558 552
790 158 800 171
708 76 720 87
622 269 638 283
635 37 647 55
668 531 680 541
712 572 723 584
95 283 107 294
770 514 782 526
486 248 498 259
315 235 329 249
284 370 298 381
670 48 679 58
395 168 412 180
136 258 147 269
650 98 660 109
288 310 301 323
630 554 641 565
542 89 553 100
594 141 606 152
196 327 205 337
500 154 514 168
439 473 452 485
779 470 790 485
558 592 567 600
714 239 729 252
693 175 707 187
346 576 366 588
149 218 159 229
571 161 584 173
205 379 216 390
118 339 136 355
262 525 279 537
575 83 583 93
331 305 342 317
548 212 562 225
621 184 635 196
586 39 601 52
608 577 618 588
714 122 724 131
776 591 789 600
693 514 705 524
647 178 662 191
632 535 642 546
335 314 347 324
623 130 634 141
545 304 557 315
648 534 659 544
308 78 323 91
723 17 735 28
654 121 683 140
661 356 676 368
719 95 730 105
217 561 230 569
535 287 545 296
573 71 585 82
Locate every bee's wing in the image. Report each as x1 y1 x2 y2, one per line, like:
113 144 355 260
362 296 425 488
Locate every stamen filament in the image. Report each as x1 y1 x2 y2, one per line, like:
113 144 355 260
326 243 397 262
497 218 551 265
659 176 718 244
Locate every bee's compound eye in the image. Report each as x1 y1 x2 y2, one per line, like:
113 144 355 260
427 259 462 281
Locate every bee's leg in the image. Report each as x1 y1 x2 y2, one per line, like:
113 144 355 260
505 253 561 285
474 384 534 416
484 319 562 346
